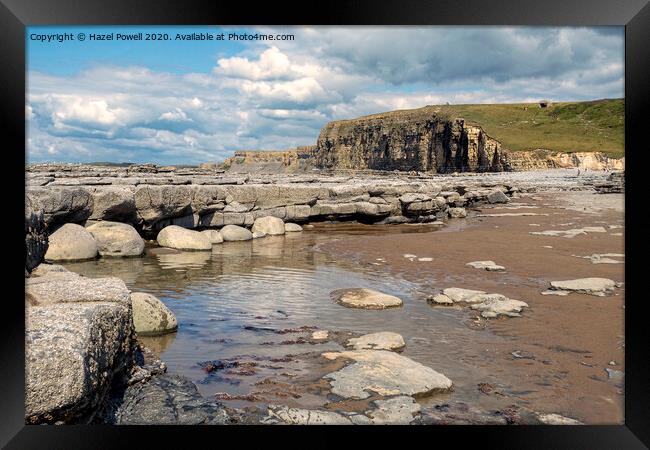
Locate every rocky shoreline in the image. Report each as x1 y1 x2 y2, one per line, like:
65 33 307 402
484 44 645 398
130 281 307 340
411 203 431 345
26 164 621 238
24 165 623 425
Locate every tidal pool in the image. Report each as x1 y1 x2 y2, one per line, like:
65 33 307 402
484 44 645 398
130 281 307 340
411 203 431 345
61 222 507 412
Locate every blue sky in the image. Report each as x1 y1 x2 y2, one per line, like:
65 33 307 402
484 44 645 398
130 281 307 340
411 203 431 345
26 26 624 165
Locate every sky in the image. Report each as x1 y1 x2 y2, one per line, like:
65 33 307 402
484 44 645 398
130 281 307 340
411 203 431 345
26 26 624 165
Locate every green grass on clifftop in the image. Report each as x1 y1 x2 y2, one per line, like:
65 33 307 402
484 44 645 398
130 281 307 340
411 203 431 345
439 99 624 157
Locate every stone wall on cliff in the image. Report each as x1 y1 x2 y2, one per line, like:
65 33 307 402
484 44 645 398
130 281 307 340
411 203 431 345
314 107 509 173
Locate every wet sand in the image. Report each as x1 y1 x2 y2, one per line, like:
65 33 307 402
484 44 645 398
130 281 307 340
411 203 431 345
321 192 624 424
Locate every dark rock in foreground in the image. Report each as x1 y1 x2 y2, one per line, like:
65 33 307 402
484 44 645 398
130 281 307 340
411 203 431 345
112 374 239 425
25 210 48 273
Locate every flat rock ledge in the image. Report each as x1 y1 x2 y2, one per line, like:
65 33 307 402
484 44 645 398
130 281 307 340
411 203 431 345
26 165 525 239
25 265 136 424
428 288 528 318
332 288 403 310
542 278 618 297
322 350 452 399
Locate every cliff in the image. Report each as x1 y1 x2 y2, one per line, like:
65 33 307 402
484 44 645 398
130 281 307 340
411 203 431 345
504 150 624 171
218 146 317 174
314 107 508 173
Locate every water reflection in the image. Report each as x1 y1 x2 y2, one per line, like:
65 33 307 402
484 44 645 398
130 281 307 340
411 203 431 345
155 249 212 270
138 331 177 356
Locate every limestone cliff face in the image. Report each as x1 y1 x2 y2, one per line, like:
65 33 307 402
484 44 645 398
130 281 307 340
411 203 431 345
314 107 508 173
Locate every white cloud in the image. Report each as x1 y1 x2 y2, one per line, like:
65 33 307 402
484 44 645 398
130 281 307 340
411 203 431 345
215 46 294 80
27 27 624 165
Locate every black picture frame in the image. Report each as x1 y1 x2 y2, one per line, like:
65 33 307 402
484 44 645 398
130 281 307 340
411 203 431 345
2 0 649 448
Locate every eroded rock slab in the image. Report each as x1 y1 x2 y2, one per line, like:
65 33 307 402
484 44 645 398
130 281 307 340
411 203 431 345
545 278 617 296
322 350 452 399
573 253 624 264
469 295 529 318
332 288 403 310
367 396 421 424
437 288 528 318
536 413 583 425
264 406 358 425
530 226 607 238
466 260 506 271
442 288 487 303
346 332 405 351
26 272 130 306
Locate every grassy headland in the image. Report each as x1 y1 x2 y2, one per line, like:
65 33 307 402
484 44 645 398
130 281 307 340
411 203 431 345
439 98 624 158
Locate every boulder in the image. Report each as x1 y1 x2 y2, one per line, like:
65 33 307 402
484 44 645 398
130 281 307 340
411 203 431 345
322 350 452 399
86 221 145 257
156 225 212 251
284 223 303 232
220 224 253 241
346 332 405 351
200 229 223 244
251 216 285 236
131 293 178 336
44 223 98 261
487 190 510 204
25 302 135 424
448 207 467 218
252 231 266 239
332 288 403 309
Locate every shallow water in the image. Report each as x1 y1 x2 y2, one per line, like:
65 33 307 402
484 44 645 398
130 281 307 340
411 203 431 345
61 222 506 410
